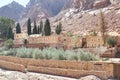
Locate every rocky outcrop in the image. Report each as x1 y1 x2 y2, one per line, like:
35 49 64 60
72 0 111 10
19 0 70 27
110 0 120 4
93 0 111 9
52 0 120 36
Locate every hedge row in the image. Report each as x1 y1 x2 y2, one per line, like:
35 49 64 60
0 60 25 72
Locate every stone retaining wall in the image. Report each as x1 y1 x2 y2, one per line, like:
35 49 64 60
0 56 119 79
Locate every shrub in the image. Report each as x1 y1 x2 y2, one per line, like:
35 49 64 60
4 39 13 49
1 47 100 61
107 37 116 47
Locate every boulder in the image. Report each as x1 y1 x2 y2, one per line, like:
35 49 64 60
93 0 111 9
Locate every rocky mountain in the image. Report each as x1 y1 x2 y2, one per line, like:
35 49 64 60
20 0 71 27
0 1 25 21
52 0 120 36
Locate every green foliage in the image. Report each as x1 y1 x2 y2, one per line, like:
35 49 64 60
0 17 14 38
107 37 116 47
1 47 100 61
67 32 73 37
27 18 31 35
92 30 97 36
5 39 13 49
16 23 21 33
33 21 37 34
37 26 40 34
55 22 62 35
40 20 43 34
44 19 51 36
16 47 33 58
6 27 13 39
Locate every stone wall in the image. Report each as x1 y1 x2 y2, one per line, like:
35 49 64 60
0 56 120 79
14 33 28 45
86 36 104 48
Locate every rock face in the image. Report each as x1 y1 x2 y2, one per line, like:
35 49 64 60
93 0 111 9
110 0 120 4
52 0 120 36
72 0 111 10
0 1 25 21
19 0 70 27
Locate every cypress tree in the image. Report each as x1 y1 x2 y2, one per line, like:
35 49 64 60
16 23 21 33
99 11 107 46
38 26 40 34
55 22 62 35
27 18 31 35
33 21 37 34
40 20 43 34
44 19 51 36
6 27 13 39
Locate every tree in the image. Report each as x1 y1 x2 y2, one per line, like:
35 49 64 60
27 18 31 35
0 17 14 39
107 37 116 47
55 22 62 35
16 23 21 33
33 21 37 34
40 20 43 34
92 30 97 36
6 27 13 39
5 39 13 49
44 19 51 36
67 32 73 37
38 26 40 34
99 11 107 46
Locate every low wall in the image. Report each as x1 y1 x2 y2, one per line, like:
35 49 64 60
0 56 119 79
0 56 28 67
27 66 106 79
0 60 25 72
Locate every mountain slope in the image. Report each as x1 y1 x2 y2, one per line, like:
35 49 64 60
20 0 71 27
52 0 120 36
0 1 25 21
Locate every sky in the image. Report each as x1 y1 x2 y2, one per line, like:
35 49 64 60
0 0 30 7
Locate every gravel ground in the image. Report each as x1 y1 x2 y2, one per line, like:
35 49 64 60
0 69 78 80
0 68 118 80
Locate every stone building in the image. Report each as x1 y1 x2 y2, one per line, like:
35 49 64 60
14 33 83 49
115 36 120 57
86 35 104 48
28 35 60 44
14 33 28 45
28 35 83 49
67 37 83 49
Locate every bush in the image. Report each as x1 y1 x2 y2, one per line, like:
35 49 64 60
5 39 13 49
107 37 116 47
1 47 100 61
